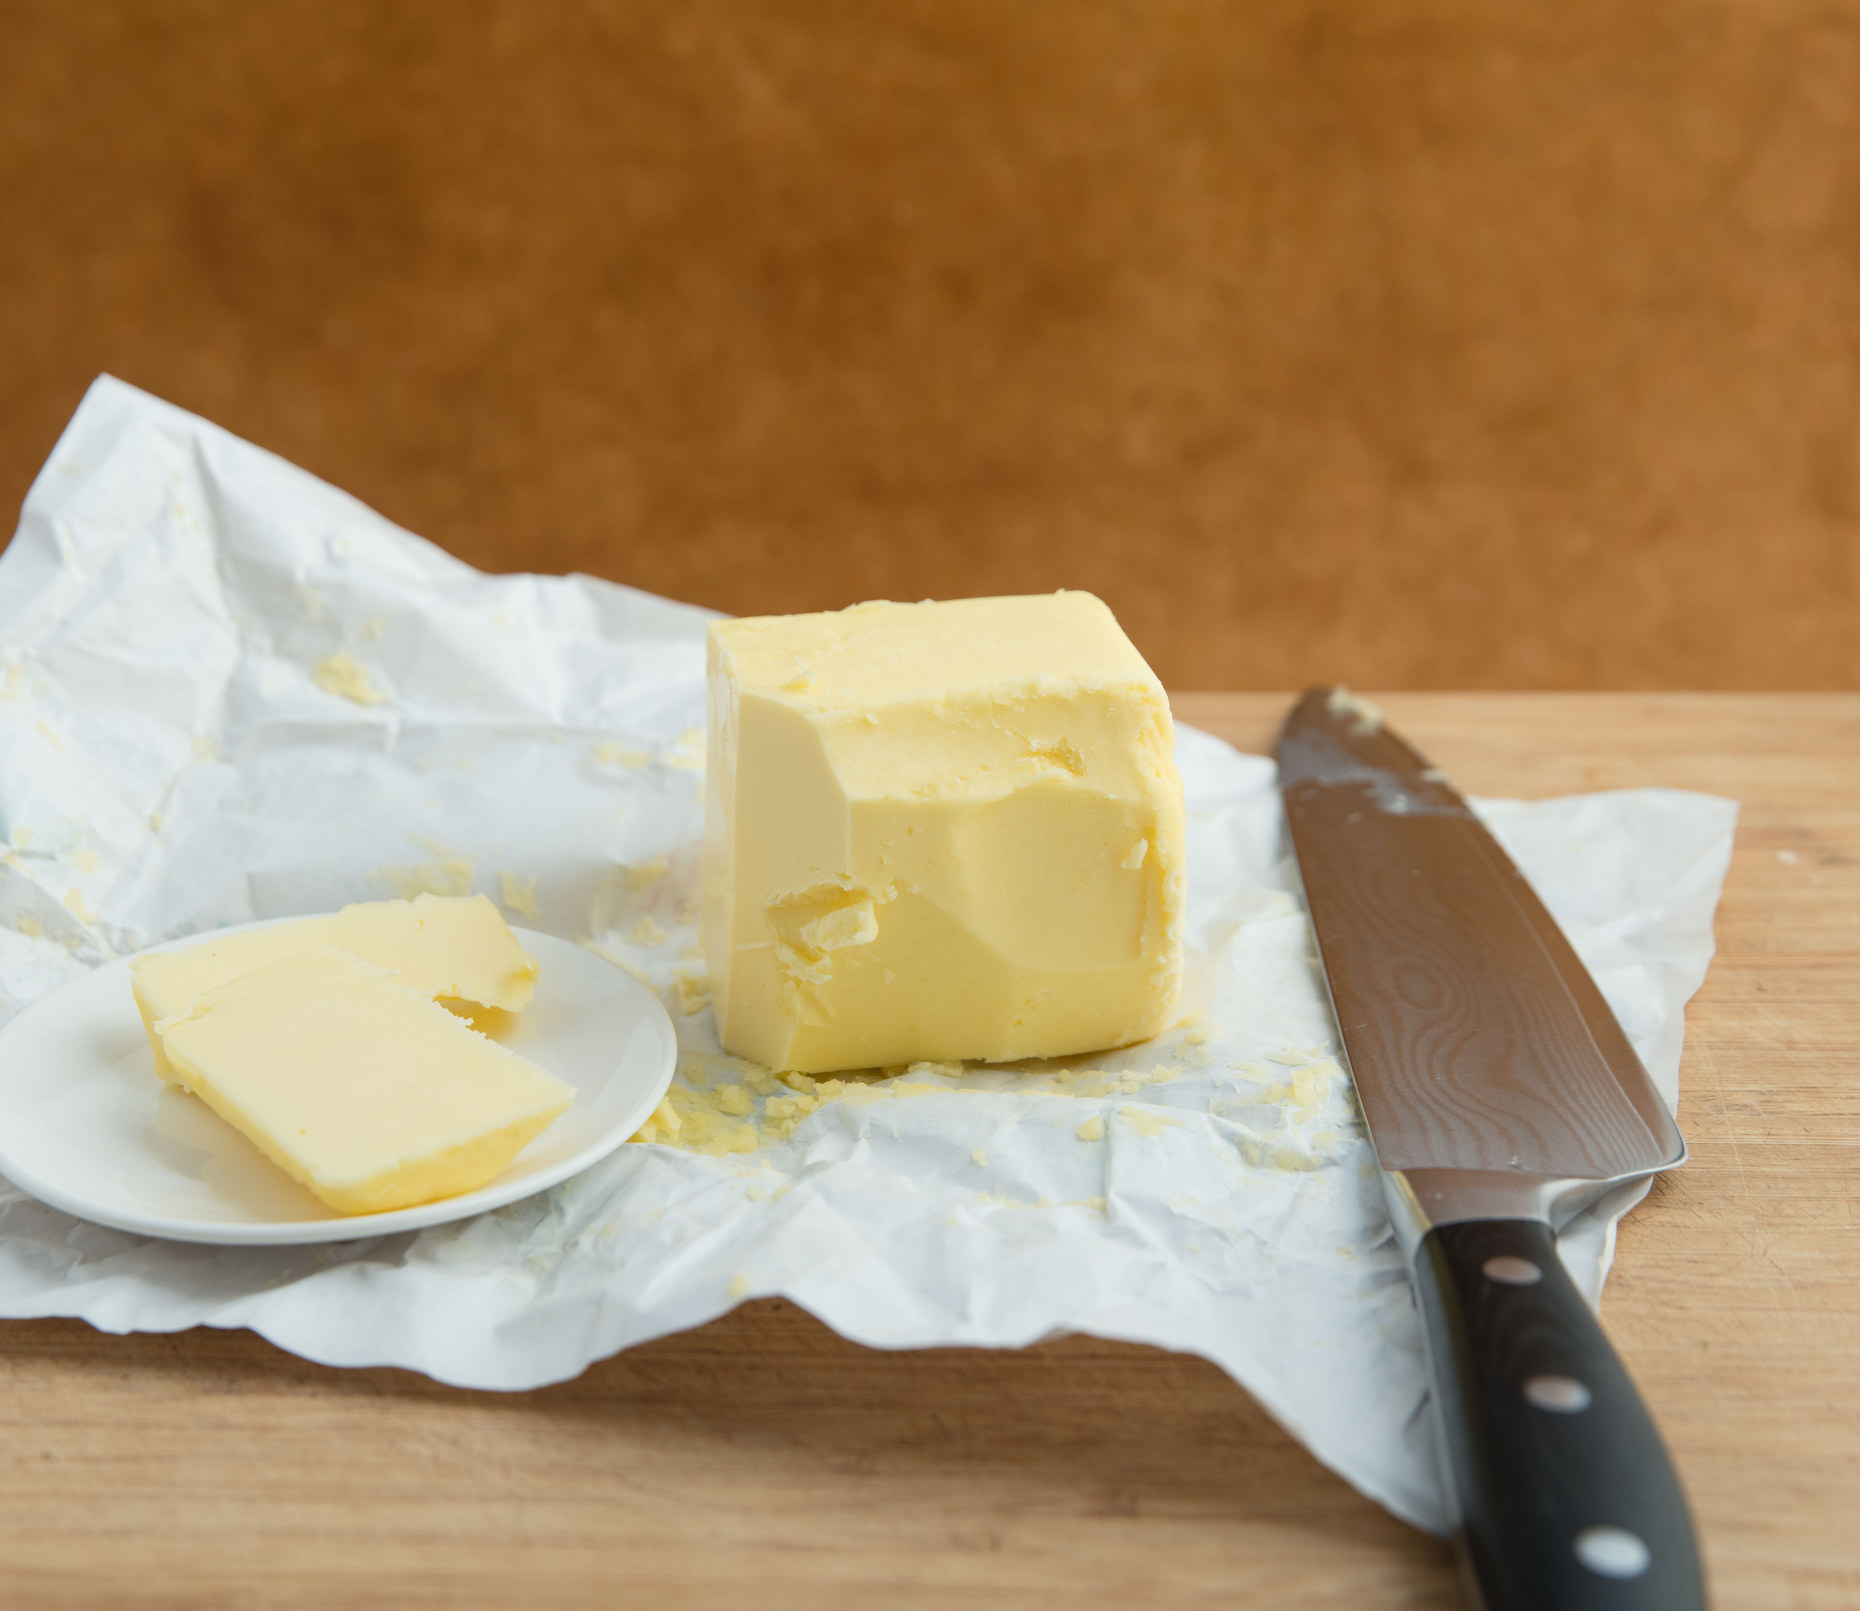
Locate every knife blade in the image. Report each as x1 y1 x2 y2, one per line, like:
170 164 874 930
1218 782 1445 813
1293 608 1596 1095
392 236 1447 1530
1277 687 1705 1611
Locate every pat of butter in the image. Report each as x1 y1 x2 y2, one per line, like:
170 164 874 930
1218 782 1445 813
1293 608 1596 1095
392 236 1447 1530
156 947 573 1215
131 894 539 1080
702 592 1185 1073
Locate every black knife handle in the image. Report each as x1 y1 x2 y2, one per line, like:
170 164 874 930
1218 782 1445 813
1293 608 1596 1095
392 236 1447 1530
1412 1218 1706 1611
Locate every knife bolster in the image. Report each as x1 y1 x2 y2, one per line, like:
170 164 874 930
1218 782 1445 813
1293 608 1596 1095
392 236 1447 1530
1381 1167 1660 1261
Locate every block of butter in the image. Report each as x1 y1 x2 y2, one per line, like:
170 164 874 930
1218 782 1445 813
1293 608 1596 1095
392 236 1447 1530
131 894 539 1080
156 947 574 1215
702 592 1185 1073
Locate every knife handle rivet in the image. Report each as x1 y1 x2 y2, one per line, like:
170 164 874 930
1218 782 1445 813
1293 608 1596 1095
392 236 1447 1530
1481 1255 1542 1285
1574 1526 1652 1580
1523 1373 1592 1413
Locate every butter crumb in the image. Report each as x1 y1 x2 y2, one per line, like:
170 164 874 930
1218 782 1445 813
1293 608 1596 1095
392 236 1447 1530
634 1054 883 1155
728 1273 749 1298
313 654 388 707
1326 685 1383 734
15 912 44 939
63 887 94 923
672 968 710 1015
971 1147 988 1166
1076 1115 1105 1142
629 1096 682 1144
667 727 705 772
663 1083 760 1154
193 734 219 762
36 721 63 751
631 913 668 946
498 871 541 922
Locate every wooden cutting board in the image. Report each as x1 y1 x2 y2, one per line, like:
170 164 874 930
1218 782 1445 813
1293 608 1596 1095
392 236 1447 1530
0 694 1854 1610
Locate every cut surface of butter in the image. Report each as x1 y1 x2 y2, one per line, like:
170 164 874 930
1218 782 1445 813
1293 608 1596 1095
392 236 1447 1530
702 592 1185 1073
156 947 573 1216
131 894 539 1080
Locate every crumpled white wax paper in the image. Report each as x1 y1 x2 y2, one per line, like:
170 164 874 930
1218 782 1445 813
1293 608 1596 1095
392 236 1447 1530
0 378 1737 1533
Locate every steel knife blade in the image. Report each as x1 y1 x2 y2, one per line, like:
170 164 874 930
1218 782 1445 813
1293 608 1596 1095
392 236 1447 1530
1277 687 1705 1611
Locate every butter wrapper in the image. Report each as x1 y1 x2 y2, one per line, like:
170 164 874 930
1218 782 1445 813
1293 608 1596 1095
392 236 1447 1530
0 378 1737 1534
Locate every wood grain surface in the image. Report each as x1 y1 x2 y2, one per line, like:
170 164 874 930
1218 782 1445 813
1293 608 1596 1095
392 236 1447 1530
0 694 1853 1610
5 3 1860 691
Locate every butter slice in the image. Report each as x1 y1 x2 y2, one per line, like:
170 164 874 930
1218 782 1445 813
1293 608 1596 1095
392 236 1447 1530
131 894 539 1080
702 592 1185 1073
156 947 573 1215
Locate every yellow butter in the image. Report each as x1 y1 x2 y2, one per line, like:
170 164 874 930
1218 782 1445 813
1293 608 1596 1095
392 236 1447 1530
130 894 539 1080
702 592 1185 1073
156 947 573 1215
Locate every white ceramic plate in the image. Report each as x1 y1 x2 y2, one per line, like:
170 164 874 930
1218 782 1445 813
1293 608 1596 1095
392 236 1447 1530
0 923 677 1246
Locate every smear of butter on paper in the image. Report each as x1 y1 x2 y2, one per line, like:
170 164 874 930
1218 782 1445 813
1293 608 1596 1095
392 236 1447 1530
313 654 388 707
377 840 475 900
498 871 540 922
666 727 705 772
1119 1105 1179 1139
1216 1056 1358 1173
592 740 653 769
624 1040 1201 1164
626 856 670 891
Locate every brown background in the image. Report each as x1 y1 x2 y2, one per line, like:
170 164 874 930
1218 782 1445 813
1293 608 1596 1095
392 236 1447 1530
3 1 1858 689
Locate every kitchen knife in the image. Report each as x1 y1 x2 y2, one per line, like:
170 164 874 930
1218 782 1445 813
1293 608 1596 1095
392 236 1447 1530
1276 688 1706 1611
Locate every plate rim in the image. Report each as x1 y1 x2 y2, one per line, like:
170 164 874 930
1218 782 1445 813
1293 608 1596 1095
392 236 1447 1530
0 920 678 1246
